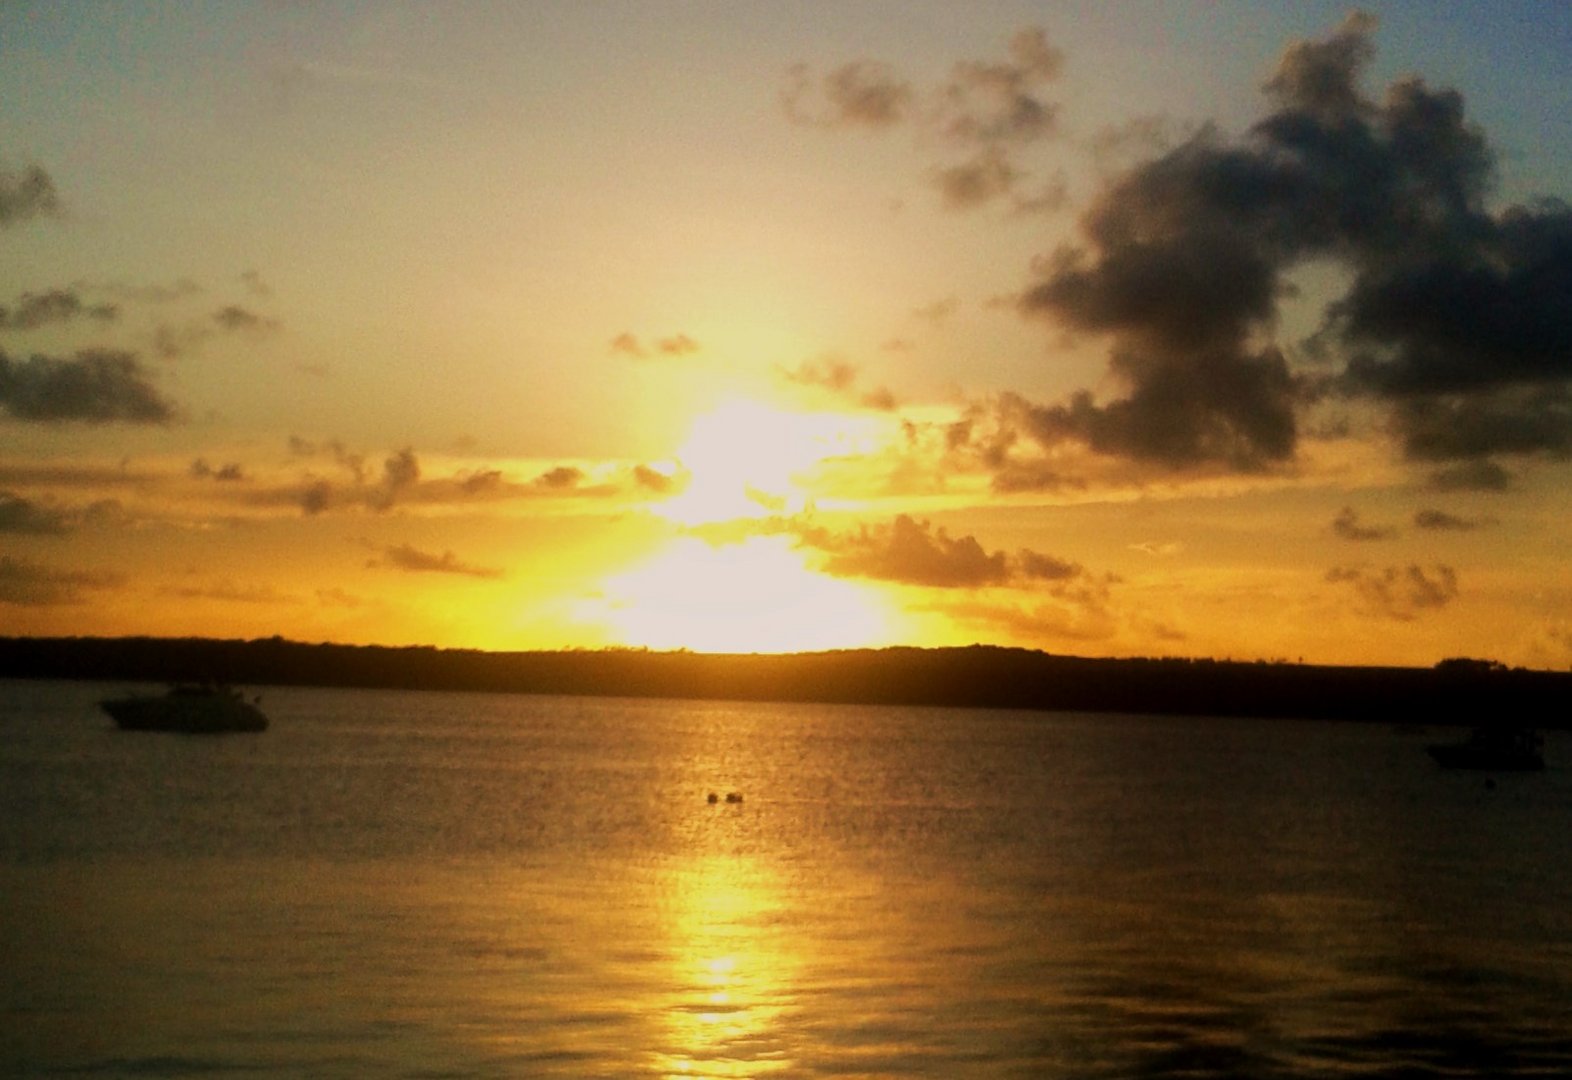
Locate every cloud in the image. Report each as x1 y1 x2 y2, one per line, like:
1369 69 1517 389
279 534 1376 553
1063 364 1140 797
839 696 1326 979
1413 508 1493 531
1326 562 1458 620
534 465 584 490
782 60 914 129
1008 13 1572 472
0 288 118 331
1426 459 1511 492
0 164 60 227
780 356 898 411
239 269 273 298
190 459 247 482
162 580 300 605
365 542 503 579
212 304 280 334
656 333 699 357
934 27 1064 146
1331 506 1396 541
0 348 177 424
798 513 1089 591
0 555 122 606
610 332 700 359
0 491 71 534
0 490 121 534
790 28 1067 213
609 332 645 358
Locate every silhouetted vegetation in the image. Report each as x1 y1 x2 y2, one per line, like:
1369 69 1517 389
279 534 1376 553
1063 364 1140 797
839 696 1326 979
2 636 1567 727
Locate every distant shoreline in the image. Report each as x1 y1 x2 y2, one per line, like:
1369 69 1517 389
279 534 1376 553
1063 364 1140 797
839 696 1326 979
3 636 1567 728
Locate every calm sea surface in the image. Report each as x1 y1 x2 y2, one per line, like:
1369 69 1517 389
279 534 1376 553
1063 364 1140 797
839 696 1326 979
2 679 1570 1078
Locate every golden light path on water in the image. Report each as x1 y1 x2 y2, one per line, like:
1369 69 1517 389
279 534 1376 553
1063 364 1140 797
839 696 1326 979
654 855 798 1077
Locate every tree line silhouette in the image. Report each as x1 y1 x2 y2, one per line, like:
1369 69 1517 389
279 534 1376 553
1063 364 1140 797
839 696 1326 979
2 636 1567 727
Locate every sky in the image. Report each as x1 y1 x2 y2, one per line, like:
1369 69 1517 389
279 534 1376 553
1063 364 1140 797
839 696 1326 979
3 2 1572 668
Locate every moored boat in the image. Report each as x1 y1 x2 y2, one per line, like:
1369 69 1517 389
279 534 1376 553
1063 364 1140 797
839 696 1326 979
1426 726 1543 771
101 683 269 734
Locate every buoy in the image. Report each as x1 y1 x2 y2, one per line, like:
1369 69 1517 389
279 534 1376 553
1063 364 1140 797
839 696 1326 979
707 792 719 804
725 792 743 804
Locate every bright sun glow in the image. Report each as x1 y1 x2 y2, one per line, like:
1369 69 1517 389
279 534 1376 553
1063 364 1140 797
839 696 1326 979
658 396 881 526
599 535 890 653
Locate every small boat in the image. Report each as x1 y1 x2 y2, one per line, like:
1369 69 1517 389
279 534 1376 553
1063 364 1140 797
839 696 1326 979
100 683 268 734
1426 726 1543 771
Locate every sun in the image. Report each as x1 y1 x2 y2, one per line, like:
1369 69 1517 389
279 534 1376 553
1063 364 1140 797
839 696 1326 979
656 396 881 526
597 534 891 653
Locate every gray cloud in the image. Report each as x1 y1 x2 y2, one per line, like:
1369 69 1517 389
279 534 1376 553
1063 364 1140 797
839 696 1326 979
0 491 121 534
0 288 118 331
1426 459 1512 492
797 513 1089 591
0 164 60 227
782 60 914 129
0 491 71 534
1326 562 1458 620
1413 508 1493 531
0 555 122 606
1332 506 1396 542
190 459 247 482
1011 13 1572 472
0 348 177 424
365 543 503 579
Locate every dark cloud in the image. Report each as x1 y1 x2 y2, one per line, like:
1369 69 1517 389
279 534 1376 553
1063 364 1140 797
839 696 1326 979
190 459 247 482
1331 506 1396 541
0 164 60 226
0 491 71 534
1413 508 1493 531
1326 562 1458 620
933 148 1019 211
213 305 280 334
782 60 914 129
799 513 1088 592
365 543 503 579
0 348 177 424
0 288 118 331
1011 12 1572 472
1426 459 1512 492
0 555 121 606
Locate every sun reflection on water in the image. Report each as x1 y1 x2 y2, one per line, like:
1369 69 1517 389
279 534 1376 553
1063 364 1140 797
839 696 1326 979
655 855 798 1078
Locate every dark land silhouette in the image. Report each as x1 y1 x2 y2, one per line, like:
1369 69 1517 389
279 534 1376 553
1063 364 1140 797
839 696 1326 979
2 636 1567 727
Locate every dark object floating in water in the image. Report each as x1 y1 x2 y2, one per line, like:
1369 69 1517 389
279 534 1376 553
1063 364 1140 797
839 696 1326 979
707 792 718 804
100 683 268 734
706 792 744 804
1426 726 1543 771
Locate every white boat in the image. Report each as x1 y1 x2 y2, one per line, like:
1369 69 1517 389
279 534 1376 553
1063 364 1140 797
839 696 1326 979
1426 727 1543 771
101 683 269 734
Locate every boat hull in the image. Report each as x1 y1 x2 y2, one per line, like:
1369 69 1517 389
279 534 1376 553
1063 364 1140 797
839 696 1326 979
101 693 268 734
1426 742 1543 771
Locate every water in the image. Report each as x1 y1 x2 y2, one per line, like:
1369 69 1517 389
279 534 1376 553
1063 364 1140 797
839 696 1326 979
3 679 1570 1078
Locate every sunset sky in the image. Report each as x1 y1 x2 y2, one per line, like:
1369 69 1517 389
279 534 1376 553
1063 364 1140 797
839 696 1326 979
4 2 1572 668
